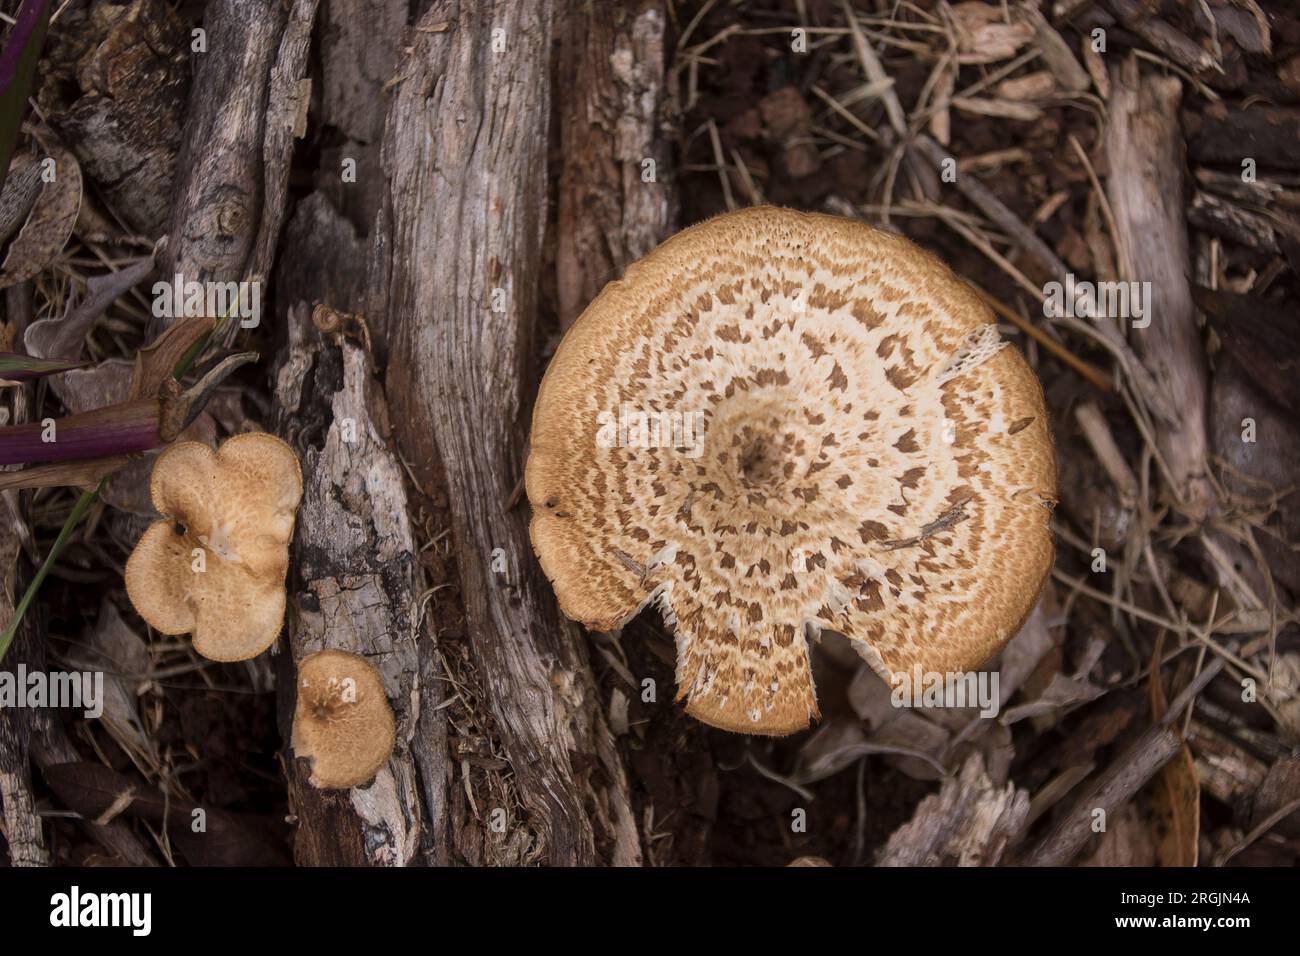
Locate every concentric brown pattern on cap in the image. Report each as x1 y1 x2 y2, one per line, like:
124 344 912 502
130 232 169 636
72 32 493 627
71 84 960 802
527 206 1055 735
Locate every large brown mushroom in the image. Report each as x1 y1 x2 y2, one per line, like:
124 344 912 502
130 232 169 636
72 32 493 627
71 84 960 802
124 432 303 661
527 206 1055 735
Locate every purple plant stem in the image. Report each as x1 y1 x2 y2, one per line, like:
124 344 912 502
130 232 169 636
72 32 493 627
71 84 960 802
0 399 161 465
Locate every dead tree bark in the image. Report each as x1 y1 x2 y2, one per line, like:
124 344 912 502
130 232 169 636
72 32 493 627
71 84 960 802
0 504 46 866
43 0 190 237
556 0 673 329
363 0 640 865
1105 56 1212 514
162 0 317 320
249 0 319 284
269 190 446 865
163 0 283 287
316 0 408 232
271 302 424 866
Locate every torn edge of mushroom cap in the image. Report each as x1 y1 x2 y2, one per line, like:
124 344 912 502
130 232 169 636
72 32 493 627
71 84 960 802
124 432 304 662
526 205 1056 736
291 649 397 790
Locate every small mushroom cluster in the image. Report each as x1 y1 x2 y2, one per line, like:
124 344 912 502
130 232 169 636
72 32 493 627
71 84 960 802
124 432 396 788
527 206 1056 735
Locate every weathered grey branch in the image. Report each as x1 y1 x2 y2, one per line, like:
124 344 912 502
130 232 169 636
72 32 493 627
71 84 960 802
163 0 285 291
1105 56 1212 513
248 0 321 283
271 301 423 866
0 502 45 866
317 0 407 231
877 753 1028 866
556 0 673 329
1023 659 1224 866
363 0 640 865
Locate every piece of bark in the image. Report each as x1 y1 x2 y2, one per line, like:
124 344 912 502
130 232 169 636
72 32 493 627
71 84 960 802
42 0 189 236
1193 166 1290 207
1188 718 1268 808
161 0 287 311
316 0 407 232
271 304 422 866
0 497 45 866
363 0 640 866
1106 57 1212 513
556 0 673 329
248 0 320 284
1198 287 1300 416
1105 0 1218 75
876 753 1028 866
1190 105 1300 172
1188 191 1279 252
1022 659 1223 866
1018 2 1090 92
276 192 369 312
274 192 451 865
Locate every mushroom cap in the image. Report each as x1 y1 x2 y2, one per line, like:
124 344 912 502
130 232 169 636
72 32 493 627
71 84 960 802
291 649 396 790
124 432 304 661
527 206 1055 735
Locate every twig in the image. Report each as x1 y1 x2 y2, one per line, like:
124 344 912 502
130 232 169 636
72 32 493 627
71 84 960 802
1023 658 1224 865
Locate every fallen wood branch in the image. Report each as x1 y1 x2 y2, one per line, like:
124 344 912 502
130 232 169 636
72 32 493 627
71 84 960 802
556 0 673 329
1022 658 1224 866
1105 56 1212 513
363 0 640 866
272 302 422 866
877 753 1028 866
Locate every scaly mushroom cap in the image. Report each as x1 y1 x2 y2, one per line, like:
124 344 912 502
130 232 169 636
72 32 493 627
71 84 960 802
527 206 1055 735
124 432 304 661
291 649 396 790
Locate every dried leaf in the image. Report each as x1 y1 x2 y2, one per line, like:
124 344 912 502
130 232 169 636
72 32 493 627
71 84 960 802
0 158 42 246
1001 672 1104 723
1146 743 1200 866
157 351 257 441
1250 755 1300 840
1144 634 1200 866
61 601 152 757
129 314 214 400
0 350 89 383
49 362 132 424
0 145 81 289
24 248 157 359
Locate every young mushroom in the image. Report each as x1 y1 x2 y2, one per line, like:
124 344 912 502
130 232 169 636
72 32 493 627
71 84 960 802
291 650 396 790
527 206 1055 735
124 432 303 661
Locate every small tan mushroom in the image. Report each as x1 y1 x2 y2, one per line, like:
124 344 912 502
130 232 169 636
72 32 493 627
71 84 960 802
527 206 1055 735
124 432 303 661
291 650 396 790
